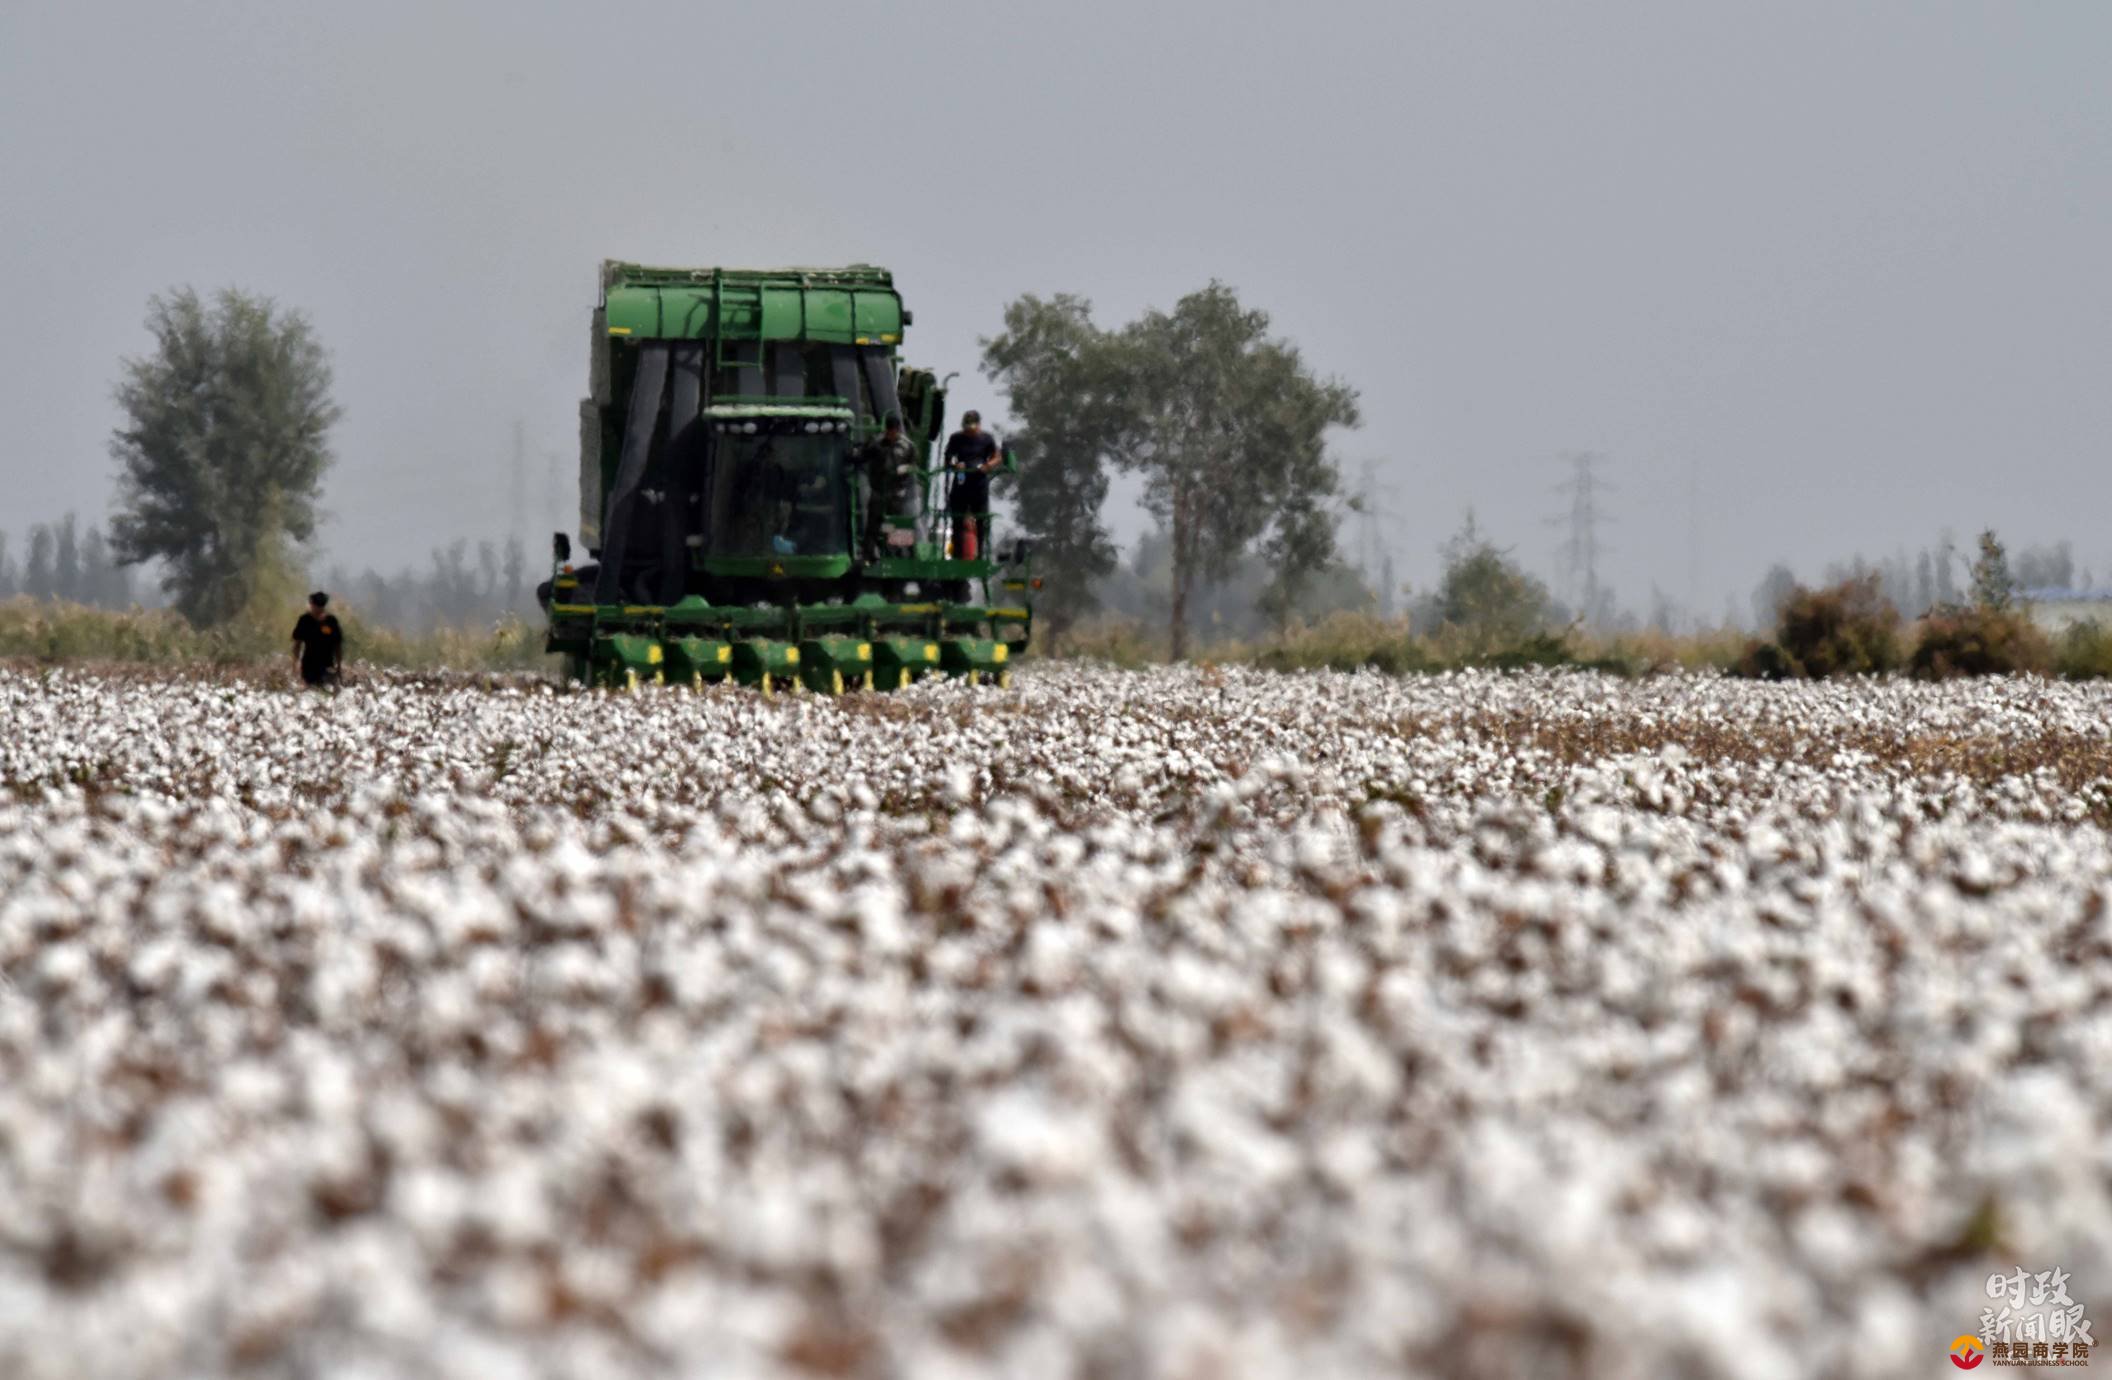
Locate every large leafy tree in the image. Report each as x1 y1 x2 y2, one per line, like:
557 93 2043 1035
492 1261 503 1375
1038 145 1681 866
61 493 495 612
109 288 339 625
1116 283 1359 658
979 294 1126 636
984 283 1358 656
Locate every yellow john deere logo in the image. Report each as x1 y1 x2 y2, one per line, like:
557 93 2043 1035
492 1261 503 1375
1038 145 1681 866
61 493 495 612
768 561 785 577
1951 1335 1986 1369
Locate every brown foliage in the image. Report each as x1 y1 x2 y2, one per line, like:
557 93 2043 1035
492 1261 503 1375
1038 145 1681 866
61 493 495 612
1733 575 1901 679
1909 605 2052 680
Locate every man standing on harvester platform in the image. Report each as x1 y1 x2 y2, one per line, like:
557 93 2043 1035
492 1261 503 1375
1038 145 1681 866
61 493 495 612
291 592 343 689
943 410 1001 560
859 411 920 560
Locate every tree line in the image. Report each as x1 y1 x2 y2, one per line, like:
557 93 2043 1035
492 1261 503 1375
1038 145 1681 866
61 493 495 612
317 537 539 635
1751 536 2092 632
1734 530 2112 681
53 277 2095 661
1 514 540 637
0 516 136 607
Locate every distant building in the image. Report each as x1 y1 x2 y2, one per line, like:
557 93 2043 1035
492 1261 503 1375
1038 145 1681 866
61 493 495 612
2022 588 2112 635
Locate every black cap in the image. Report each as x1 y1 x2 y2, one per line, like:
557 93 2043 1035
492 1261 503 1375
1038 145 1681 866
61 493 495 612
882 411 902 429
963 409 981 426
309 591 329 608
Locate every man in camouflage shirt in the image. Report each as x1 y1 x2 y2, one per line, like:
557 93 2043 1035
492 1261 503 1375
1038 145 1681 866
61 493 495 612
857 412 920 560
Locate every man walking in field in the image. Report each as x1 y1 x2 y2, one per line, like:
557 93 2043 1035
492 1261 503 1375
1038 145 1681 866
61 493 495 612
290 591 343 689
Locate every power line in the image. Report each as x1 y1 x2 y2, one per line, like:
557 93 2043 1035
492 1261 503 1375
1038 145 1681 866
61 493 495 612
510 418 527 549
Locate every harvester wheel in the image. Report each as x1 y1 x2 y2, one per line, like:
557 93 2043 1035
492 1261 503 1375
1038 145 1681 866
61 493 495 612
759 672 774 698
895 668 911 690
624 669 640 692
997 669 1012 690
965 670 981 687
860 671 875 692
829 669 845 696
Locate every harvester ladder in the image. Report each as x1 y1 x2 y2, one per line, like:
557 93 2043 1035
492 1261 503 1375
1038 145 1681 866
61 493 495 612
711 275 767 395
711 276 762 352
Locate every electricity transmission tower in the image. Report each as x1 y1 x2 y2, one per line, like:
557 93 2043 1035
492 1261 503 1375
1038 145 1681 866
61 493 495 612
1549 451 1615 626
1346 459 1406 615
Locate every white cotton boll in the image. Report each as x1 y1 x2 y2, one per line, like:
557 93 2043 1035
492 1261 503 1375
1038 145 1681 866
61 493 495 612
391 1165 469 1247
465 946 522 1003
976 1088 1106 1186
1793 1203 1876 1280
475 1158 555 1248
335 1223 440 1342
480 1258 550 1330
850 885 912 957
1315 1127 1384 1191
737 1187 822 1274
35 940 90 992
1636 1194 1716 1261
1316 1021 1400 1104
1169 1081 1299 1187
1024 923 1082 992
301 1049 361 1122
219 1060 290 1118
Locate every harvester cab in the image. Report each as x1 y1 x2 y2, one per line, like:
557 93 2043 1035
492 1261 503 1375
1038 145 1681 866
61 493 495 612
540 263 1033 693
698 402 856 565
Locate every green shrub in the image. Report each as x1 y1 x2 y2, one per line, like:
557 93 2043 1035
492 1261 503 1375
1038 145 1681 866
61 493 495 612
1246 611 1420 673
1731 640 1795 680
1910 605 2053 679
1423 518 1555 660
0 598 207 661
1602 626 1748 674
2054 622 2112 680
1036 616 1165 668
1480 632 1581 672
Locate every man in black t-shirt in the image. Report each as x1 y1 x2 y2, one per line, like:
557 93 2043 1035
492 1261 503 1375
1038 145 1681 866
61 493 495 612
290 591 343 688
942 410 1001 559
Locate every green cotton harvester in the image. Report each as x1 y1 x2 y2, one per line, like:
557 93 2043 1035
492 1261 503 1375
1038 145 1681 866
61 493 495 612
539 262 1034 692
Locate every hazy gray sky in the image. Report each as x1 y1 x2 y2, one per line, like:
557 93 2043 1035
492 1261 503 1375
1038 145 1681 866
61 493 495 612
3 1 2108 617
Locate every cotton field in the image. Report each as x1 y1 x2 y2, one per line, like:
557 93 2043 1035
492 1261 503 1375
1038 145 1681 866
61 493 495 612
1 663 2109 1380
